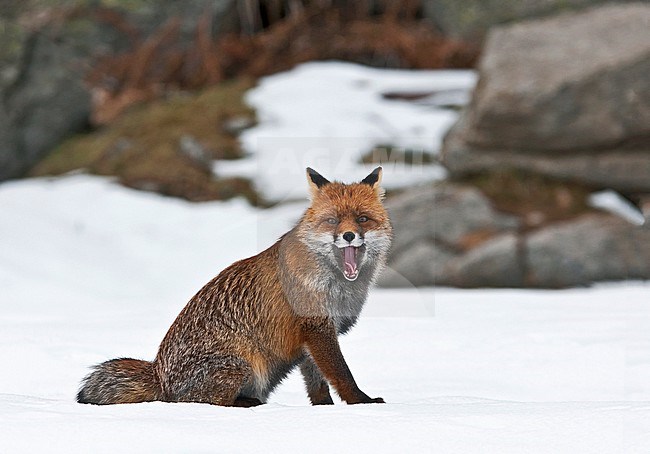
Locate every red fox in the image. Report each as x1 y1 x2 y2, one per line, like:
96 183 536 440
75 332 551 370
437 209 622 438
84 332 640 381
77 167 392 407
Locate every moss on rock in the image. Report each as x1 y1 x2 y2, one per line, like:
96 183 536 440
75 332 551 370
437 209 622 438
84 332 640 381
31 78 261 204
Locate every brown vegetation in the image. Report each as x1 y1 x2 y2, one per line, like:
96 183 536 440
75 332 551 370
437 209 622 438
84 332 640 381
81 1 478 124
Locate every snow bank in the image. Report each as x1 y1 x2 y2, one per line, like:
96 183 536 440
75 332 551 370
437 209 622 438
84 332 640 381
588 190 646 225
216 61 476 201
1 176 650 453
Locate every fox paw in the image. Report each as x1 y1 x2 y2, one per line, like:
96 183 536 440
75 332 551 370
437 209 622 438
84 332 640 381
231 396 263 407
349 396 385 404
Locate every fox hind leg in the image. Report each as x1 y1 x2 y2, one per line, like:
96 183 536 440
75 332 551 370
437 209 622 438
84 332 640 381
170 355 257 407
232 395 263 407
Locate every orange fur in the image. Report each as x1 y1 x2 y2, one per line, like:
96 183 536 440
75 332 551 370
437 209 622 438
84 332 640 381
78 167 391 407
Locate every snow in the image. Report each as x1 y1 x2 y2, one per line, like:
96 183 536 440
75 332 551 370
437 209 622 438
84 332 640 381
588 189 646 225
1 62 648 452
216 61 476 201
2 175 650 453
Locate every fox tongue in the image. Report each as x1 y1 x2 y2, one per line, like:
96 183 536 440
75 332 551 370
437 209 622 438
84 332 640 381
344 246 357 277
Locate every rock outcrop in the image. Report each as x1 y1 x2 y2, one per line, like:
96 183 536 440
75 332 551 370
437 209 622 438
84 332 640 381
379 183 522 287
441 3 650 193
380 183 650 288
384 4 650 288
524 214 650 287
1 31 95 181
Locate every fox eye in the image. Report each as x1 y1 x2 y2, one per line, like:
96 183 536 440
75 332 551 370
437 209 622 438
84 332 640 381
357 215 369 223
326 218 338 225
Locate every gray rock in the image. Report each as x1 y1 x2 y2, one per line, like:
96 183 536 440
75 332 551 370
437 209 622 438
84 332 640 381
2 31 93 181
178 135 212 171
444 117 650 193
468 4 649 151
0 104 20 177
0 18 28 91
379 242 456 288
0 5 132 181
386 182 519 253
381 184 650 289
442 3 650 192
222 115 256 136
380 182 519 287
0 15 27 177
525 213 650 288
445 233 524 287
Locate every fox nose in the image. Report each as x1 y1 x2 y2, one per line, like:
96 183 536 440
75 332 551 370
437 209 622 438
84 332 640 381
342 231 355 243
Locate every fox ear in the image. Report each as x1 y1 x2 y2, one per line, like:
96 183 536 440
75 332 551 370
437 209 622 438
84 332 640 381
361 167 381 188
361 167 382 188
306 167 330 197
362 166 384 194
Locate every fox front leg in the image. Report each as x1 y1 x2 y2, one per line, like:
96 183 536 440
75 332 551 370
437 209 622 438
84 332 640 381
300 354 334 405
302 320 384 405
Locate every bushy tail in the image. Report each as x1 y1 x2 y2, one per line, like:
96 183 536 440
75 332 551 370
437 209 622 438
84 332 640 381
77 358 162 405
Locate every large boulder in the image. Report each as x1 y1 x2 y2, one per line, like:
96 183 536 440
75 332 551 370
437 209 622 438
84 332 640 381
421 0 630 41
442 3 650 193
525 214 650 287
387 182 520 253
444 233 524 287
379 182 520 287
0 5 127 181
446 213 650 288
2 31 96 181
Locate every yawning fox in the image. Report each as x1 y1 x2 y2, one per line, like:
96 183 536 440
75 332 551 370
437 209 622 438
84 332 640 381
77 167 392 407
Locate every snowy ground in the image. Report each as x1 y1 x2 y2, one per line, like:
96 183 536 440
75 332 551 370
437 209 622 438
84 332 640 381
1 176 650 453
1 63 648 452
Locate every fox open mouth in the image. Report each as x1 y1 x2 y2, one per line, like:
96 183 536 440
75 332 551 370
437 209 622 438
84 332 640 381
342 246 360 281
